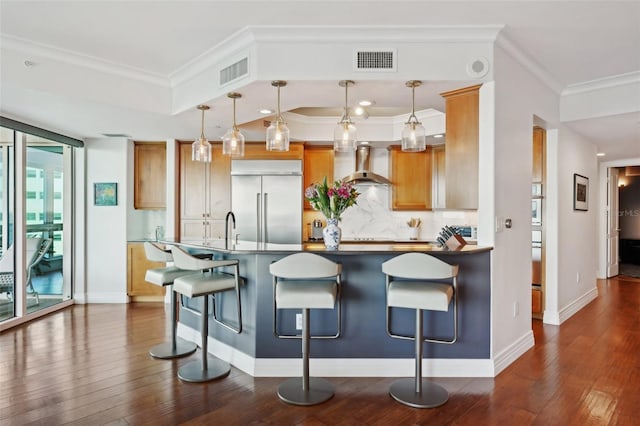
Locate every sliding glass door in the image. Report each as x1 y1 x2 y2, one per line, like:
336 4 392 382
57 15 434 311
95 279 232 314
0 122 77 324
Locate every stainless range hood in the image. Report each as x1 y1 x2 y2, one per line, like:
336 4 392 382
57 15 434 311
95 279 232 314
342 143 392 185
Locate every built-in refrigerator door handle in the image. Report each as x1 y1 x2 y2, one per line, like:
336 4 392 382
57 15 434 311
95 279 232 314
256 193 261 242
263 193 269 243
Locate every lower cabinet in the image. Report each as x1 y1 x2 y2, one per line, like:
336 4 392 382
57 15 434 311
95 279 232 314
532 286 542 315
127 242 165 301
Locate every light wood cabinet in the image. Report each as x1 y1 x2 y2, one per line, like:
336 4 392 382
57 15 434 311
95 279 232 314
127 243 165 300
303 146 334 210
532 286 542 315
388 146 432 211
178 142 231 240
241 142 304 160
134 142 166 209
432 144 446 209
532 127 545 183
440 84 481 210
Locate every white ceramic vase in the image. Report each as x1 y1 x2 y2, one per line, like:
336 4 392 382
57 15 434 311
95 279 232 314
323 218 342 250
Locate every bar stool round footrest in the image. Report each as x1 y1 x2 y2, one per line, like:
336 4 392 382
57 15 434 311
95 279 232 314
389 378 449 409
178 357 230 383
277 377 334 406
149 339 197 360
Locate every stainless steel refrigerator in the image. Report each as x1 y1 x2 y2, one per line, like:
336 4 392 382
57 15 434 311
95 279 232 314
231 160 302 244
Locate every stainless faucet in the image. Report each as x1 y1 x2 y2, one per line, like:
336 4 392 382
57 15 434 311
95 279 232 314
225 211 236 248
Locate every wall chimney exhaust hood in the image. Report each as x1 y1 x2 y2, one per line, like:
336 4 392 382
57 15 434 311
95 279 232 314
343 143 391 185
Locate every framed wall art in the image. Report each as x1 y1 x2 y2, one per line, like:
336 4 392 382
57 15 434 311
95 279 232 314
573 174 588 211
94 182 117 206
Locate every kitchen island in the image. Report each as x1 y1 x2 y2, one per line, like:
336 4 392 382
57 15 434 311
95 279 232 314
167 239 494 377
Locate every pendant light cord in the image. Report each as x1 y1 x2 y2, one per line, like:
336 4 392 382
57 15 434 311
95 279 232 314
232 97 238 131
200 108 206 140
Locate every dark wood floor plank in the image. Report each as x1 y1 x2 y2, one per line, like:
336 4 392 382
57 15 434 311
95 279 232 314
1 276 638 425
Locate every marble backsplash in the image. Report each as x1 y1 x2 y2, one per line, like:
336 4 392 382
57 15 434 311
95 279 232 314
303 145 477 242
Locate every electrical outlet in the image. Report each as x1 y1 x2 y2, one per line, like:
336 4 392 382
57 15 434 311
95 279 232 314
296 313 302 330
513 301 519 317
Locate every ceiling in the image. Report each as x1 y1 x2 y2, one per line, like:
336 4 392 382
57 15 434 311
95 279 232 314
0 1 639 160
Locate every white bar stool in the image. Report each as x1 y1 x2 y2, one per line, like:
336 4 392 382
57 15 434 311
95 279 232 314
270 253 342 406
171 246 243 383
382 252 458 408
143 242 197 359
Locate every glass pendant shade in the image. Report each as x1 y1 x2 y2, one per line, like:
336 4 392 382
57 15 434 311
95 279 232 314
192 105 212 162
334 80 356 152
333 121 357 152
222 128 245 157
401 121 426 152
266 120 290 151
222 92 245 157
266 80 290 151
401 80 427 152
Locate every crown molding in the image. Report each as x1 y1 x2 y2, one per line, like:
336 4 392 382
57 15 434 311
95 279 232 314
169 27 256 86
562 71 640 96
495 32 564 95
0 34 170 87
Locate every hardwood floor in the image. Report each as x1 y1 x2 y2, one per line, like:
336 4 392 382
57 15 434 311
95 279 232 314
1 276 638 425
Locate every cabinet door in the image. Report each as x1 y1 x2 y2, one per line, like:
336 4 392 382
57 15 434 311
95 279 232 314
127 243 165 298
389 146 432 211
441 84 481 210
242 142 304 160
432 145 446 209
179 142 231 222
134 142 166 209
532 127 545 183
303 146 334 210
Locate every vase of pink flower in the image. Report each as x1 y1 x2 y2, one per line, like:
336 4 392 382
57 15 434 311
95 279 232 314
304 177 359 249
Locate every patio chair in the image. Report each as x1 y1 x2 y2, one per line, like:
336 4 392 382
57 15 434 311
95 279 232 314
0 237 53 305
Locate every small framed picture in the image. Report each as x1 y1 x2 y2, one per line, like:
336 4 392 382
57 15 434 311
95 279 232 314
573 174 588 211
94 182 117 206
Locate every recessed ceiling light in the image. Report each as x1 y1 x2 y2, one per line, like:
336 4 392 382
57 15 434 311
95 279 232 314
258 108 274 114
358 100 374 107
596 152 606 157
433 134 444 138
353 106 366 116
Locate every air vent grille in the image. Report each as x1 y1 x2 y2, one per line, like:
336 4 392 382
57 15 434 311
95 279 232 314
355 50 395 71
219 57 248 85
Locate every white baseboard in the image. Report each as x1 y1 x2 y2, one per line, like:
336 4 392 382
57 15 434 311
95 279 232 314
83 292 129 304
177 323 495 378
543 286 598 326
492 330 535 376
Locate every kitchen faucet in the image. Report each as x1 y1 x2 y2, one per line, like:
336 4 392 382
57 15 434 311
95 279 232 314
225 211 236 248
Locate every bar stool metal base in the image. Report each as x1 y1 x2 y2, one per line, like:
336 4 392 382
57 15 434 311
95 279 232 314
277 377 334 406
177 357 230 383
389 378 449 409
149 339 197 360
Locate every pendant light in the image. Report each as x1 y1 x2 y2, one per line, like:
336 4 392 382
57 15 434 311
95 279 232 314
222 92 245 157
333 80 357 152
192 105 212 162
266 80 290 151
401 80 426 152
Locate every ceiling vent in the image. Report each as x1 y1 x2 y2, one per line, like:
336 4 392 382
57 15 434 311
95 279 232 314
219 57 248 86
354 49 396 72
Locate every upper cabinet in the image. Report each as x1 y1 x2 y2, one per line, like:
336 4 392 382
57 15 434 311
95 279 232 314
431 144 446 209
134 142 166 209
532 127 545 183
440 84 481 210
179 142 231 239
241 142 304 160
388 145 432 211
303 145 334 210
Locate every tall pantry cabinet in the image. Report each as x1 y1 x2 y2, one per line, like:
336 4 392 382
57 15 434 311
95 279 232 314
178 142 231 240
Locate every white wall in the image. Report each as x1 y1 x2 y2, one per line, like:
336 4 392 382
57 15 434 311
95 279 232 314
544 127 599 324
84 137 129 303
490 44 560 372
